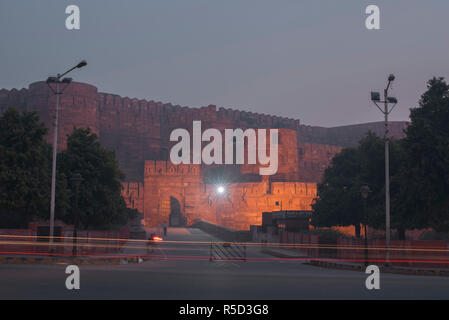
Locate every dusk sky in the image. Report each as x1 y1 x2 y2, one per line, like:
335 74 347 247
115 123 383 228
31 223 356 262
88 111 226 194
1 1 448 127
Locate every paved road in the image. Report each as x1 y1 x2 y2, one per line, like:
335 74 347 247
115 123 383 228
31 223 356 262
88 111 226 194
1 228 448 299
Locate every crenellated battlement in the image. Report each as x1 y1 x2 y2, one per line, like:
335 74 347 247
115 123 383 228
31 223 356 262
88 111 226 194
0 81 406 183
97 90 301 130
0 87 29 112
270 182 317 197
0 82 406 146
144 160 201 177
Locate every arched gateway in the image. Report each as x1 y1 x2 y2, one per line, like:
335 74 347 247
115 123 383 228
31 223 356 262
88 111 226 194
169 196 186 227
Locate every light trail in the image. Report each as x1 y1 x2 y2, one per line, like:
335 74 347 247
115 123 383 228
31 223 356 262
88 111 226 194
1 250 449 265
1 236 449 253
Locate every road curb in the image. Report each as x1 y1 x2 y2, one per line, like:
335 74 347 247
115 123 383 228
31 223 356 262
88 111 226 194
261 248 308 259
308 260 449 277
0 255 145 265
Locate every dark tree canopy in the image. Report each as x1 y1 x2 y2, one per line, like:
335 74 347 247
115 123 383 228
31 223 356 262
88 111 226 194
401 77 449 232
313 131 413 238
0 108 68 227
0 109 134 229
313 77 449 238
58 127 134 229
312 147 362 234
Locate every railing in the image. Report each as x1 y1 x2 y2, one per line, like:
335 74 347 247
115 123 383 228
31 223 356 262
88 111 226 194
252 227 449 268
0 228 130 256
209 242 246 262
338 238 449 268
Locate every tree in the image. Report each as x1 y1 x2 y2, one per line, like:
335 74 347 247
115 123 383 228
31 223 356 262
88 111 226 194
58 127 134 229
312 146 364 237
312 132 407 238
357 133 410 234
313 78 449 238
0 108 68 227
400 77 449 232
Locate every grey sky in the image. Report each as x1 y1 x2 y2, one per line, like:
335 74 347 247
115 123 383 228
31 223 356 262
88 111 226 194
1 0 448 127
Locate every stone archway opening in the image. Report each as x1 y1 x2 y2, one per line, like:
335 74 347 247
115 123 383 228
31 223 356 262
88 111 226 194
169 196 186 227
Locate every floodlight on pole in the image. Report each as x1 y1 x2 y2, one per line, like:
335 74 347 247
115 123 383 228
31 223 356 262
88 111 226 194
47 60 87 251
76 60 87 69
387 97 398 104
371 92 380 102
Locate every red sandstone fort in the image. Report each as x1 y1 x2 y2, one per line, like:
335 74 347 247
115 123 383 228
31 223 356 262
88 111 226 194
0 81 407 230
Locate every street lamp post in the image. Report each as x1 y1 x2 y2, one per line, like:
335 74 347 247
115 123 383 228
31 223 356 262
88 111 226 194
370 74 398 265
46 60 87 249
70 173 83 256
360 185 372 267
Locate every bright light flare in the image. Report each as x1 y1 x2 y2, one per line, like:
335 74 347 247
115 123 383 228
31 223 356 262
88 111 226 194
152 236 163 242
217 186 225 194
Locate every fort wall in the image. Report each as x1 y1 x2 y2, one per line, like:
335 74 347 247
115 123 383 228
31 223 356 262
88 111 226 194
0 82 406 182
0 81 407 229
142 160 317 230
300 121 407 147
121 182 144 214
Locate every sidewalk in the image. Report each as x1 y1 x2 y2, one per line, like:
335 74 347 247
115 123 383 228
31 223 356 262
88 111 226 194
260 246 309 259
0 254 126 265
260 247 449 276
0 239 149 265
308 259 449 276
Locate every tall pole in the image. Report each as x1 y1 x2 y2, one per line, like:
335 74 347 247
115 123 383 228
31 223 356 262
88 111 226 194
371 75 397 265
49 79 60 248
46 60 87 249
72 181 80 256
363 197 369 267
384 87 391 264
360 185 371 267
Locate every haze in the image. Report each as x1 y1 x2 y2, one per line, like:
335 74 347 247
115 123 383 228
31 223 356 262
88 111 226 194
1 0 448 126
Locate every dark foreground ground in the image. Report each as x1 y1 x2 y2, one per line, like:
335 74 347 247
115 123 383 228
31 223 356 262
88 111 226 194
1 228 448 299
